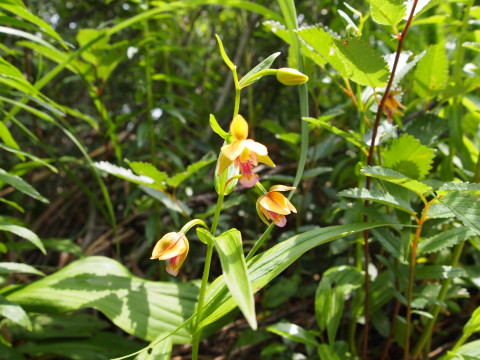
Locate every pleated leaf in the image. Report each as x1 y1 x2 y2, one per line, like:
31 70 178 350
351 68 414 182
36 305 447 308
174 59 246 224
267 322 319 347
415 266 466 280
0 295 31 330
0 223 46 254
5 256 198 344
0 168 48 203
0 262 45 276
213 228 257 330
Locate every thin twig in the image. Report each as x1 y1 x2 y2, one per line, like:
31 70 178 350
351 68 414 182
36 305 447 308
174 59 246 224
362 2 419 359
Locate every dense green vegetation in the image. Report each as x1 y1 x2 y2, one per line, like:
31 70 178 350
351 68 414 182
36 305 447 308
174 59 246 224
1 0 480 359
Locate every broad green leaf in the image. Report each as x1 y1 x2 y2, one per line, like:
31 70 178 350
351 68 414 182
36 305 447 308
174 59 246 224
212 228 257 330
0 262 45 276
18 332 141 360
0 143 57 173
451 340 480 359
0 223 45 254
267 322 319 347
333 37 389 87
439 182 480 192
127 161 168 190
295 25 346 72
135 334 171 360
197 222 391 330
265 21 327 67
303 117 367 152
463 306 480 336
318 344 341 360
209 114 229 140
338 187 415 214
438 192 480 236
367 0 406 28
415 266 466 280
165 153 215 187
413 44 448 98
360 166 432 197
0 295 31 330
418 227 473 255
94 161 155 186
5 256 199 344
382 134 435 180
264 275 300 309
0 168 48 203
239 51 281 87
0 0 64 45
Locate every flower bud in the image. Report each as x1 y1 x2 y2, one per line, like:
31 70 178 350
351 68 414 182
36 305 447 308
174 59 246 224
151 232 189 276
276 68 309 85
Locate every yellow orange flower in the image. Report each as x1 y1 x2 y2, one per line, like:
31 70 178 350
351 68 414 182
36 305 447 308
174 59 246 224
256 185 297 227
150 232 189 276
218 115 275 187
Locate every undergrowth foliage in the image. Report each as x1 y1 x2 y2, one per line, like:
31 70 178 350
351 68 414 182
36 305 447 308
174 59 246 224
0 0 479 359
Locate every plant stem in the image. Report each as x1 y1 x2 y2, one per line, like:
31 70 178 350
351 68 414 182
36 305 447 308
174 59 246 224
210 193 224 236
245 223 275 261
362 2 419 358
233 68 241 118
191 243 214 360
404 202 429 360
411 241 465 358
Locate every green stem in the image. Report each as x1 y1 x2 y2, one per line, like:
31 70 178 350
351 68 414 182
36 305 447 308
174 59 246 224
191 243 214 360
412 241 465 358
245 223 275 261
210 193 224 236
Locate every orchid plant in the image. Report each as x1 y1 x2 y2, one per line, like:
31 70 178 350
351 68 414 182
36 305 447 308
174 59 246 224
147 34 308 359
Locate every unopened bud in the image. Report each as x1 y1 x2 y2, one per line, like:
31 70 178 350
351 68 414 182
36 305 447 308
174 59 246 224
276 68 309 85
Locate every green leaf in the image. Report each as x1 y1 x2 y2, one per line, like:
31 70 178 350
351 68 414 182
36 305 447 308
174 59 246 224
198 222 391 330
463 306 480 336
367 0 407 28
338 187 415 214
215 34 235 70
213 229 257 330
413 44 448 98
0 143 57 173
239 52 281 87
0 168 48 203
94 161 156 187
165 153 215 187
360 166 432 197
0 121 23 160
452 340 480 359
267 322 319 347
382 134 435 180
134 334 172 360
0 223 46 254
415 266 466 280
438 192 480 236
0 262 45 276
127 161 168 190
332 37 389 87
294 25 345 72
439 182 480 192
264 275 300 309
0 295 31 330
318 344 341 360
5 256 199 344
0 0 64 45
209 114 229 140
303 117 366 152
418 227 473 255
140 186 191 215
0 198 24 212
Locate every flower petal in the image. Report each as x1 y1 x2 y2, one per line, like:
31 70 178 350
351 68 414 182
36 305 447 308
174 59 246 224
221 141 246 161
165 239 189 276
230 115 248 141
285 197 297 213
244 140 268 156
151 232 188 260
217 153 233 175
269 185 295 192
240 173 259 188
271 213 287 227
258 192 291 215
257 154 275 167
